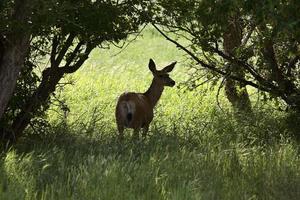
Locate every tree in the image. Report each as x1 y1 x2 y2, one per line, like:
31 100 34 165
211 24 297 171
151 0 300 113
0 0 31 120
223 14 252 114
0 0 145 143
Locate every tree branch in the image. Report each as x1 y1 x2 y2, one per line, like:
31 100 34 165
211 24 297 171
152 23 272 93
60 42 94 74
287 55 300 76
241 21 256 47
210 45 276 90
50 36 59 66
64 41 84 68
52 33 76 68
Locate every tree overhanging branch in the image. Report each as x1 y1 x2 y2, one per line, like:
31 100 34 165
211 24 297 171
53 33 76 68
64 41 84 68
60 42 94 74
210 45 278 91
51 36 59 66
152 23 272 93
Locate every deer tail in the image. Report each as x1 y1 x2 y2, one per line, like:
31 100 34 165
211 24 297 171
119 100 135 126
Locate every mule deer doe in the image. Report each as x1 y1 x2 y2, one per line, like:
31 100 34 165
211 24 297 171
115 59 176 139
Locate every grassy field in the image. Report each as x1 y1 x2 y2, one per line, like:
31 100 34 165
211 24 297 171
0 27 300 200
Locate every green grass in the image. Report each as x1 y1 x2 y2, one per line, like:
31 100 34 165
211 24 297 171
1 27 300 200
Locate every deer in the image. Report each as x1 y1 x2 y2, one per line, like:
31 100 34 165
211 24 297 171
115 58 176 139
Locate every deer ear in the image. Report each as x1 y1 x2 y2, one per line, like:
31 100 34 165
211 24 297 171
161 61 176 73
148 59 156 73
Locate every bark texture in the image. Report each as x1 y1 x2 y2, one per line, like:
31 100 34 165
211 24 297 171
0 0 30 120
223 16 252 114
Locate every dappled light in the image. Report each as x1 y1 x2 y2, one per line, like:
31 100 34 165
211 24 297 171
0 1 300 199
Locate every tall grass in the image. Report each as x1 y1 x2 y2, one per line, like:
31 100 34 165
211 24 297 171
0 27 299 200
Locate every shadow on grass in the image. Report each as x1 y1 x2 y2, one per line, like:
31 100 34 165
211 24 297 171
11 106 297 166
1 109 300 200
14 127 198 163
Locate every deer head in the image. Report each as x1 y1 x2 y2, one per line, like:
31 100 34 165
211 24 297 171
148 58 176 87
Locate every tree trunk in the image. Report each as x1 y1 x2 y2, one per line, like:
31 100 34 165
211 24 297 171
259 25 300 112
223 16 252 114
0 36 30 118
11 67 64 139
0 0 30 120
8 39 94 142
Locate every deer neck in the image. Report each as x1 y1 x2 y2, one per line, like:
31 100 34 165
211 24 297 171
144 78 164 108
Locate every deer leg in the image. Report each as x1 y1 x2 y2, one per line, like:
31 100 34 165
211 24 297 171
142 125 149 138
117 125 124 140
132 128 140 140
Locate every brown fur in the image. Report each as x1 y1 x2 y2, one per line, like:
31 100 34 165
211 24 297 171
115 59 176 139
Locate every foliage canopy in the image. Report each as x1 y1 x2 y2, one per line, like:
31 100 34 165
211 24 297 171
0 0 146 141
152 0 300 111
